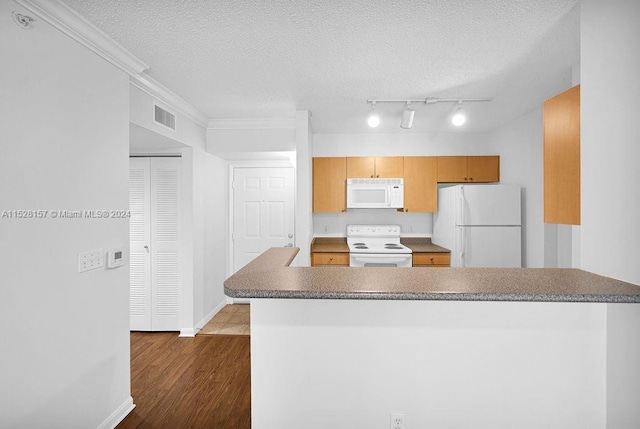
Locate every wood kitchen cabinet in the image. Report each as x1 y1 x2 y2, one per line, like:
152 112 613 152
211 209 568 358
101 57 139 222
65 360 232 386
413 252 451 267
346 156 404 178
402 156 437 212
311 252 349 266
543 85 580 225
437 156 500 183
313 157 347 213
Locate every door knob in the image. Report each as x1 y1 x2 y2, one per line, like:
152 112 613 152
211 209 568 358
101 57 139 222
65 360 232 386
285 243 293 247
144 245 149 252
288 233 293 238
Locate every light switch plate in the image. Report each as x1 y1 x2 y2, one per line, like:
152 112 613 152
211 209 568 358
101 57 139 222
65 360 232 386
78 249 104 273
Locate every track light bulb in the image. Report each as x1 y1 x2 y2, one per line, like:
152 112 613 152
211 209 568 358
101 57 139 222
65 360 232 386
400 102 415 129
451 101 466 126
367 102 380 128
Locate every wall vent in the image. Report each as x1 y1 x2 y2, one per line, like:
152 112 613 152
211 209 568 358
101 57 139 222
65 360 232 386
154 104 176 131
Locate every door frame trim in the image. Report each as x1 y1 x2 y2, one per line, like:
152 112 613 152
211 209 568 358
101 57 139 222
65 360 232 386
228 161 295 302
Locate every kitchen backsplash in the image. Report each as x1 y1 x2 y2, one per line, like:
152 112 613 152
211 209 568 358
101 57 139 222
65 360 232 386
313 210 433 237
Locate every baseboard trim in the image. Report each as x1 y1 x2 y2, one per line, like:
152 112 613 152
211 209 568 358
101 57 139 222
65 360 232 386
194 300 228 334
97 396 135 429
179 328 196 337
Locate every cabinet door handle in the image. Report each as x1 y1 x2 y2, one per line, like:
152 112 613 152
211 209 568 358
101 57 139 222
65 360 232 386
464 177 468 181
469 177 474 181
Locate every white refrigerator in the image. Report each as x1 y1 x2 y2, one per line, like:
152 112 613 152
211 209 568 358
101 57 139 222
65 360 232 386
433 184 522 267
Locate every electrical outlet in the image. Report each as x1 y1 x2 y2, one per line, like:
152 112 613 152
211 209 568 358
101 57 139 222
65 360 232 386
78 249 104 273
390 412 405 429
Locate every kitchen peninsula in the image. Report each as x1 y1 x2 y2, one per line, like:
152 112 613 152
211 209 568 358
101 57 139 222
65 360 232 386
224 248 640 429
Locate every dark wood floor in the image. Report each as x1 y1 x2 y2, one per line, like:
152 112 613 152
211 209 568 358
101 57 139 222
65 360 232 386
117 332 251 429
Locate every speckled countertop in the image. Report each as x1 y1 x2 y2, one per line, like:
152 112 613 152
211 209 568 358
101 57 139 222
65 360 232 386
224 247 640 303
310 237 349 253
400 237 450 253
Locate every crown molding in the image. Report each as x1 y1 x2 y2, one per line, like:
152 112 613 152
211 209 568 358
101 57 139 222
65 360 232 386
208 117 297 130
130 74 209 128
13 0 148 75
13 0 210 129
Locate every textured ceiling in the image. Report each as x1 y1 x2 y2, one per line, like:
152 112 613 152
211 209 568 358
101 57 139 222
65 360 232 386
60 0 580 133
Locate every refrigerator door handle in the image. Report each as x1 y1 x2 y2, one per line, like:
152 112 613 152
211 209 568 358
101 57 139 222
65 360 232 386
458 187 466 226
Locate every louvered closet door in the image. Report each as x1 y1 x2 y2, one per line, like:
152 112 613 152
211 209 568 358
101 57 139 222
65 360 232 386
150 158 181 330
129 159 152 331
129 157 181 331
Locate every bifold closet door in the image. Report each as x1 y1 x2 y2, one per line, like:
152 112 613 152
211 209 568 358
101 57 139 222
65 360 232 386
129 157 181 331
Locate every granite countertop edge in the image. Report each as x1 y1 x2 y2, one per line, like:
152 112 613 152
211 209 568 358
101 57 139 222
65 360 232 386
224 247 640 304
224 287 640 303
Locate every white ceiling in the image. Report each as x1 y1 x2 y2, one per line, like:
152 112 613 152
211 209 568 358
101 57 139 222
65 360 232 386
60 0 580 134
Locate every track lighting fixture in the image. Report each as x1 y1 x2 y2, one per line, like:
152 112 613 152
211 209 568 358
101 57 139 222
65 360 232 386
366 97 491 129
400 102 415 129
367 101 380 128
451 101 466 127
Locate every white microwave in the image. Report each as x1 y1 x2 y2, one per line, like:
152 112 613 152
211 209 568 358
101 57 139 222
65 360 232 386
346 178 404 209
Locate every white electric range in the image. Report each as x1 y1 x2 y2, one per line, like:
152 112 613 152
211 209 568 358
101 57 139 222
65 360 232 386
346 224 413 267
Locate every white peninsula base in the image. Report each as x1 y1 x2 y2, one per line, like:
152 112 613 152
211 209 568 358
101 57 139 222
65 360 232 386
250 299 640 429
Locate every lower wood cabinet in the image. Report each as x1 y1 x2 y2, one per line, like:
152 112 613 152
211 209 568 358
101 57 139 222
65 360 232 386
311 252 349 266
413 252 450 267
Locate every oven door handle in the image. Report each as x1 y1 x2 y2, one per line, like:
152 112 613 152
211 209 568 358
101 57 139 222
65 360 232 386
350 253 412 267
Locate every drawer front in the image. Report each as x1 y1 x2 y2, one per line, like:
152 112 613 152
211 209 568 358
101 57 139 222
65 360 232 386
413 252 450 266
312 253 349 266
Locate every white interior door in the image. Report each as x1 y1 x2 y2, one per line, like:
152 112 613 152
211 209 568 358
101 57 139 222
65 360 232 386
232 167 295 274
129 157 181 331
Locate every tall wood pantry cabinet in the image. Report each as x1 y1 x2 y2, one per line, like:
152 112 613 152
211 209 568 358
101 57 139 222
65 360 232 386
129 157 182 331
543 85 580 225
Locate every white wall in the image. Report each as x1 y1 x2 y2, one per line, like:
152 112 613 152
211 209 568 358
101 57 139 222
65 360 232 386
581 1 640 426
252 299 608 429
129 86 228 334
488 109 545 267
294 111 313 266
0 1 131 426
581 0 640 285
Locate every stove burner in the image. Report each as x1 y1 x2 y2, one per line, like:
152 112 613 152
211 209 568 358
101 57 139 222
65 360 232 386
353 242 366 246
354 245 368 249
385 246 403 249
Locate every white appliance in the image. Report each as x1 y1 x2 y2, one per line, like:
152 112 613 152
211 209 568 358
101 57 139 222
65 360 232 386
346 178 404 209
347 224 412 267
433 184 522 267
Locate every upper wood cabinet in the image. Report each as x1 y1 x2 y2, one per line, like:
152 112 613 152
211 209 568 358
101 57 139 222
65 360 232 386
543 85 580 225
402 156 437 212
346 156 404 178
313 157 346 213
437 156 500 183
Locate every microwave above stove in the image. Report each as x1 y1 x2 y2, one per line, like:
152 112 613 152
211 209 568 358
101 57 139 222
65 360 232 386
346 178 404 209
